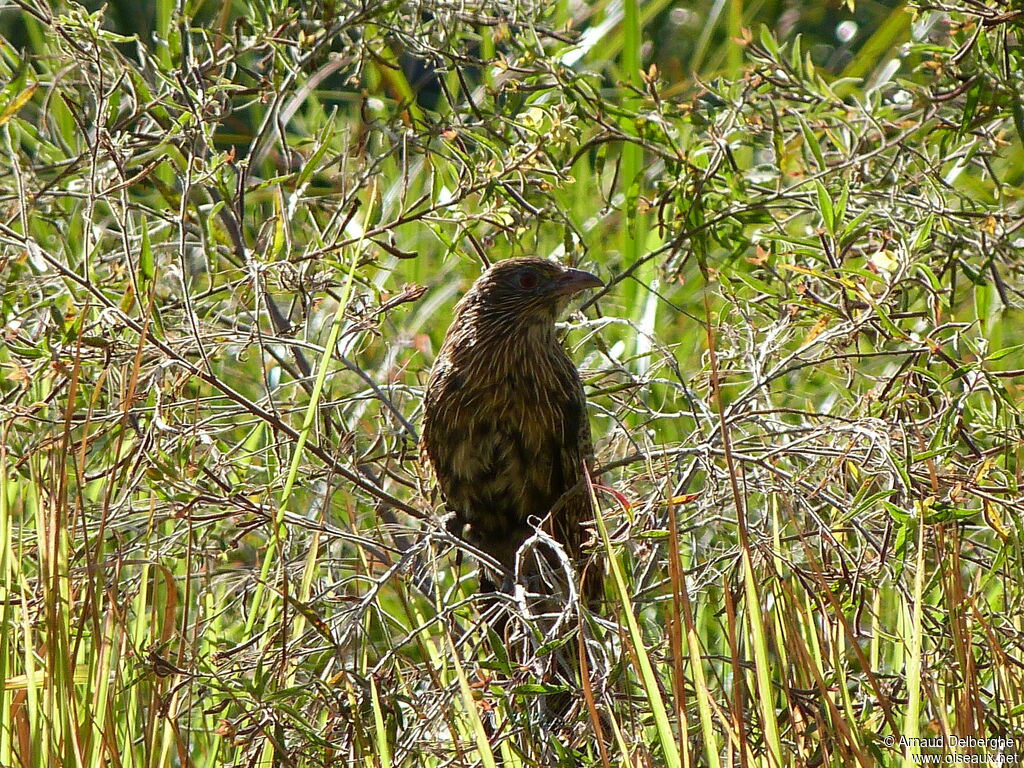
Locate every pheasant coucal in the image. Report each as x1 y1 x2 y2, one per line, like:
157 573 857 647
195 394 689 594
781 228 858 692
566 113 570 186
422 257 603 604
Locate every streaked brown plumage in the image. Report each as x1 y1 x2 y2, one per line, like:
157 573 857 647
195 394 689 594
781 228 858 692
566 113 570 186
422 257 602 602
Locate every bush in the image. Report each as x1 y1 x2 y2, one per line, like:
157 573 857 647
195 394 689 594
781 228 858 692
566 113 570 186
1 1 1022 765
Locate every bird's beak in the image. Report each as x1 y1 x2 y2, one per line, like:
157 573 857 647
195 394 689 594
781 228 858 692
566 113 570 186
551 268 603 296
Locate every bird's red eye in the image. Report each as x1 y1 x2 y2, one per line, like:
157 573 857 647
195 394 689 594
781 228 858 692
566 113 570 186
518 271 539 289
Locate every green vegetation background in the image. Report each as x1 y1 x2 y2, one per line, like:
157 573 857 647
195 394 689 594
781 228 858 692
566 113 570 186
1 0 1023 766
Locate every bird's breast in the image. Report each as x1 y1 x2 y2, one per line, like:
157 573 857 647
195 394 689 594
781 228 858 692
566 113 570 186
423 342 584 560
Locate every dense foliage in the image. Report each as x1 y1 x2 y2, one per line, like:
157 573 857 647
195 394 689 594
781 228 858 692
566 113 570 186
2 1 1023 766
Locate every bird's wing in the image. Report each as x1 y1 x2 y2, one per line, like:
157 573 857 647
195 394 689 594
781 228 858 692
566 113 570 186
547 370 594 558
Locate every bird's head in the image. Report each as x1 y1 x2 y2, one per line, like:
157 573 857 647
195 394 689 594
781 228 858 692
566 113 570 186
462 258 603 330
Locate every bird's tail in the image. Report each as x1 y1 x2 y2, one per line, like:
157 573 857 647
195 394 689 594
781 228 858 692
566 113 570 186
510 532 604 724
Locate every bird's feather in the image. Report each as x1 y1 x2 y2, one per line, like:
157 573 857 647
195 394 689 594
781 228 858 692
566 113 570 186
422 257 600 598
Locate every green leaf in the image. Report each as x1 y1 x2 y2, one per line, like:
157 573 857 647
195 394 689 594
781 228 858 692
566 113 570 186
0 83 37 127
296 119 335 189
795 112 826 170
816 180 834 235
625 176 641 239
988 344 1024 362
139 215 154 282
758 24 780 58
911 214 933 254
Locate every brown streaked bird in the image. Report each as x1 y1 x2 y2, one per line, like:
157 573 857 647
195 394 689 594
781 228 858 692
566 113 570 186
422 257 603 603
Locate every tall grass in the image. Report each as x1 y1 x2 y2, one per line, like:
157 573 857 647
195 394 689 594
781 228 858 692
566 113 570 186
2 1 1023 766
